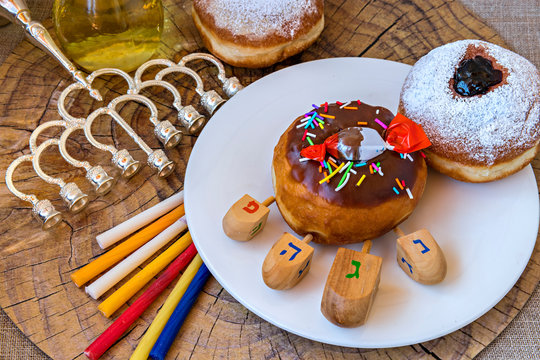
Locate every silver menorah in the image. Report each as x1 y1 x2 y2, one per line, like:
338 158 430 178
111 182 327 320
2 0 244 229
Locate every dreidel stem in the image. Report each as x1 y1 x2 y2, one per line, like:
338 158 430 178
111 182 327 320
302 234 313 244
261 196 275 207
361 239 372 254
393 227 406 238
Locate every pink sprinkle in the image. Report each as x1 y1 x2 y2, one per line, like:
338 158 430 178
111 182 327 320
324 102 328 113
336 101 343 105
302 129 308 141
374 118 387 129
371 162 379 172
357 100 362 105
402 180 405 187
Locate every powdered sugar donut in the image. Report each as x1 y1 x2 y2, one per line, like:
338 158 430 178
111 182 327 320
192 0 324 68
399 40 540 183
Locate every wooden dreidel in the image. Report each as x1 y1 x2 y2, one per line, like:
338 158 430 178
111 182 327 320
222 194 275 241
321 241 382 327
394 227 447 285
262 233 314 290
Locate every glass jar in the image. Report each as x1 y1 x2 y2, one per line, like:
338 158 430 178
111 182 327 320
52 0 163 72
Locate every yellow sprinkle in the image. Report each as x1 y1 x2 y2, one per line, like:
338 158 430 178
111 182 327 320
344 106 358 110
319 122 324 129
319 163 345 184
357 121 368 125
395 178 404 190
320 114 335 119
356 174 366 186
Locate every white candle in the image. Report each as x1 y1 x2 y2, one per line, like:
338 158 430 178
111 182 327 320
86 217 188 300
96 190 184 249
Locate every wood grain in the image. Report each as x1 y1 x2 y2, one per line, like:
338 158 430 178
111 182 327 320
0 0 538 359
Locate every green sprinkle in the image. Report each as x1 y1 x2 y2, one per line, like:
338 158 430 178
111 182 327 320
337 162 354 188
307 137 314 146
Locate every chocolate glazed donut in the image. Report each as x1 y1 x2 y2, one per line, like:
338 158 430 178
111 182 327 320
272 101 428 245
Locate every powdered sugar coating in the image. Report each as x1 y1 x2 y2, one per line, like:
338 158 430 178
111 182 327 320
194 0 320 40
400 40 540 165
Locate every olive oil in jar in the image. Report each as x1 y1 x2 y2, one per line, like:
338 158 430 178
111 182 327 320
53 0 163 72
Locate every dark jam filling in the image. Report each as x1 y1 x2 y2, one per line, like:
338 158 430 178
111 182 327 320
453 56 503 96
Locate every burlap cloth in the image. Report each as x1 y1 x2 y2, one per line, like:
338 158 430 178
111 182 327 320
0 0 538 359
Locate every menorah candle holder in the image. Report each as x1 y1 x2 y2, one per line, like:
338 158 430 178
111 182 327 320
59 125 116 195
178 53 243 98
3 0 246 227
32 139 90 213
5 155 63 229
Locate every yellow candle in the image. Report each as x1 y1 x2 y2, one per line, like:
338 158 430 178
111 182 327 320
98 232 193 317
70 204 185 287
129 254 203 360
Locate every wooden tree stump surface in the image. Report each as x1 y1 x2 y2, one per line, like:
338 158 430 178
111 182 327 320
0 0 538 359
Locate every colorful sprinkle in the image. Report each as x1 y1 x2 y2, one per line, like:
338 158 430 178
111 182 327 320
406 154 414 162
319 163 345 184
328 159 338 169
336 101 344 105
393 187 399 195
319 165 322 173
319 122 324 130
323 171 329 183
355 162 367 167
356 174 366 186
320 114 335 119
323 160 329 169
307 137 314 146
402 180 405 187
369 165 373 174
344 106 358 110
400 153 404 159
374 118 387 129
299 158 310 162
350 168 357 175
378 168 384 176
306 132 316 138
324 102 328 112
395 178 404 190
371 163 379 172
406 188 413 199
312 104 319 109
420 151 426 158
335 173 350 192
339 101 352 109
357 100 362 105
339 162 352 174
302 129 308 141
357 122 368 125
304 111 315 117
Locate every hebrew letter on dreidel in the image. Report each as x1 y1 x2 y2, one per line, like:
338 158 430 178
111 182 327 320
345 260 361 279
243 201 259 214
413 239 430 254
396 228 446 285
321 244 382 327
401 257 413 274
262 233 314 290
222 194 274 241
280 242 302 261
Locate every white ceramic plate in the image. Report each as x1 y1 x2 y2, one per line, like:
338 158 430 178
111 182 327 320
184 58 539 348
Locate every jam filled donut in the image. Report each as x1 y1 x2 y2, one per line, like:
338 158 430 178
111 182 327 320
191 0 324 68
399 40 540 183
272 101 430 245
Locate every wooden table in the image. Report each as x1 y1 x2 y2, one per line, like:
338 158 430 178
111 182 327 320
0 0 538 359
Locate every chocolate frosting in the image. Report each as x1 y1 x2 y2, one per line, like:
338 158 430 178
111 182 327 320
285 101 424 207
